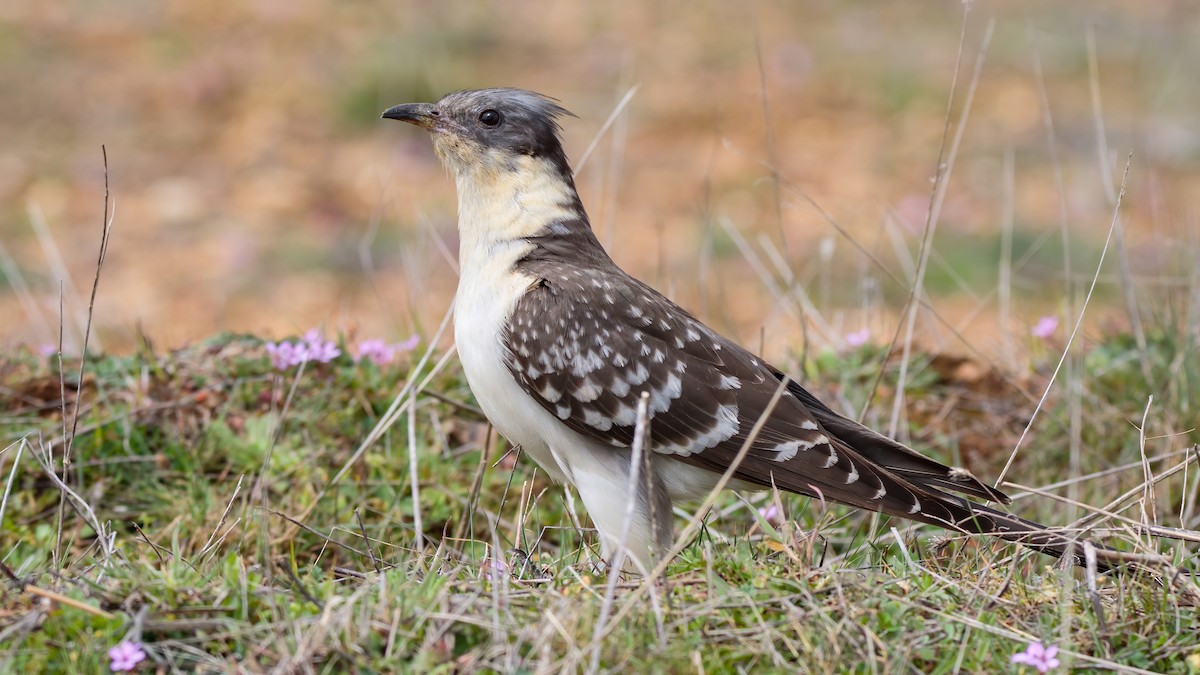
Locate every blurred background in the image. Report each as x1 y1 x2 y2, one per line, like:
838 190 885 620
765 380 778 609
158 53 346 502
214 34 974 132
1 0 1197 363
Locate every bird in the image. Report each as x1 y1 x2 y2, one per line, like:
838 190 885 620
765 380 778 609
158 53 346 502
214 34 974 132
382 88 1119 574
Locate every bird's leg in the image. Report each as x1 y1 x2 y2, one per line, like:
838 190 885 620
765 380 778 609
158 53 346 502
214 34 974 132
567 449 673 573
643 456 675 566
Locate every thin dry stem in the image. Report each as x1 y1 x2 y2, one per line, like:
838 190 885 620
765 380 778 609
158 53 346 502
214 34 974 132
886 14 992 437
407 393 425 555
573 85 639 178
589 392 651 674
198 474 244 560
1138 396 1157 527
1087 25 1151 386
996 151 1135 487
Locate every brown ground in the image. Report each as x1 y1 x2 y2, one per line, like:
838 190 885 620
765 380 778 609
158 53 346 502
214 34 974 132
1 1 1197 362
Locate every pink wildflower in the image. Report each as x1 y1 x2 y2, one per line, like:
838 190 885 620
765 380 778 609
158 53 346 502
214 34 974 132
1031 315 1059 339
757 503 784 526
265 329 341 370
354 335 419 366
355 339 393 365
844 328 870 348
302 329 341 363
1011 641 1060 673
108 640 146 672
480 556 508 581
264 341 299 370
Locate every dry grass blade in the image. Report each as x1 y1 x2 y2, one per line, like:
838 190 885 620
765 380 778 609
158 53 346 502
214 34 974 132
52 147 116 570
996 151 1135 487
20 584 115 620
1086 25 1151 386
1008 446 1194 498
886 13 993 436
751 10 787 258
31 437 114 563
197 474 244 560
0 438 27 535
355 508 382 575
454 427 494 546
717 215 835 343
0 239 54 345
27 203 90 350
407 393 424 555
1137 396 1156 527
64 146 114 465
1028 20 1074 341
588 392 651 674
572 84 639 178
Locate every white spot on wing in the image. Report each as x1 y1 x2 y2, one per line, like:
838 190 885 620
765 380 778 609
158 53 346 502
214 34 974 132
583 407 613 431
653 403 740 457
612 403 637 426
610 376 630 397
822 444 838 468
664 372 683 398
627 363 649 386
688 403 740 451
771 434 830 462
649 372 683 414
773 441 803 462
845 462 859 484
717 374 741 390
573 378 603 402
539 381 562 403
570 350 603 376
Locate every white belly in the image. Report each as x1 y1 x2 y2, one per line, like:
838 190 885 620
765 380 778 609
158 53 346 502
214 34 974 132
453 260 575 484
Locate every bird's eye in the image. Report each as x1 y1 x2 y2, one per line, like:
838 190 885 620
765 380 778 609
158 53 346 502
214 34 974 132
478 109 502 127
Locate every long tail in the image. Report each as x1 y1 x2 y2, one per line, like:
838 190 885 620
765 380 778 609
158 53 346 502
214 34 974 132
908 493 1126 573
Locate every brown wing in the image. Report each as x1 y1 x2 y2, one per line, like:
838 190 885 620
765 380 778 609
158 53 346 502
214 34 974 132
503 259 1008 520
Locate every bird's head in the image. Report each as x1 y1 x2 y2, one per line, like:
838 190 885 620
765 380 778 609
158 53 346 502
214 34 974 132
382 88 576 183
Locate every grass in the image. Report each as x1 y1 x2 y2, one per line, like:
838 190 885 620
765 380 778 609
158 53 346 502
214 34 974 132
2 6 1199 672
1 323 1197 672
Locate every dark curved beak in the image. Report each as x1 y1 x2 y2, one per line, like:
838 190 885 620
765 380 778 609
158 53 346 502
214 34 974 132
381 103 438 129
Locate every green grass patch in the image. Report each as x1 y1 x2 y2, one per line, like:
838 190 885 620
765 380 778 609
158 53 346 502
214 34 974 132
1 329 1197 672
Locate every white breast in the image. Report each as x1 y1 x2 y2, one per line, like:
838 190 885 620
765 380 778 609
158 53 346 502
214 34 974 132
450 154 607 487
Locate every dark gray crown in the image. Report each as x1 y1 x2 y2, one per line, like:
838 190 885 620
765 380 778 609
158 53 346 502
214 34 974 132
437 88 576 170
